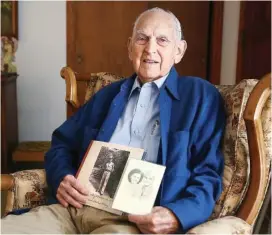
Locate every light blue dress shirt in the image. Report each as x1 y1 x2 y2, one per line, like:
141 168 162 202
109 74 168 163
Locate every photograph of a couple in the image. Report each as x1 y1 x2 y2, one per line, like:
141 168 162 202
112 158 165 215
127 168 155 200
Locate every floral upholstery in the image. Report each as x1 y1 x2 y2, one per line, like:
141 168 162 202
186 216 252 234
211 80 257 218
256 94 271 218
5 170 47 214
84 72 124 103
261 95 272 166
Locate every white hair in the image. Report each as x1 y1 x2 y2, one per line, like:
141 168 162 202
133 7 184 41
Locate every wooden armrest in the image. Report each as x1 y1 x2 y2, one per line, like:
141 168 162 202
237 73 271 224
1 174 15 191
60 66 80 108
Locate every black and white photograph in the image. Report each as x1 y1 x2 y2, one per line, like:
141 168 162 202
76 141 145 214
88 146 130 198
112 158 166 215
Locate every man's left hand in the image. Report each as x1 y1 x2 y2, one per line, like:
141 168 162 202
128 206 180 234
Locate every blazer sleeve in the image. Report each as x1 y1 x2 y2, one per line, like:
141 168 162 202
164 88 226 232
44 97 96 197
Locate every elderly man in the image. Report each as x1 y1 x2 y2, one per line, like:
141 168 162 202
1 7 225 234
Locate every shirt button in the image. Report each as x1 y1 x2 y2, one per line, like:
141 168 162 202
133 129 139 135
140 104 144 108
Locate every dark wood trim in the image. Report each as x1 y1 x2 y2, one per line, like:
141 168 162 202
12 1 18 39
236 2 271 82
1 86 8 172
237 73 271 224
236 1 245 83
1 1 18 39
1 74 19 173
66 1 77 117
208 1 224 85
66 1 76 70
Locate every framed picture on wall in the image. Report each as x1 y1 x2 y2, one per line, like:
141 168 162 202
1 1 18 39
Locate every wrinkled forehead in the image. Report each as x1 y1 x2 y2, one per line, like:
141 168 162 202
133 11 176 38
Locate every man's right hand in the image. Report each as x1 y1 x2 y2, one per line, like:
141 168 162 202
56 174 89 209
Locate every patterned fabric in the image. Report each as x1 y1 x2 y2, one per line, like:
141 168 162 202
6 170 47 213
255 93 271 220
212 79 271 220
1 36 18 73
261 95 272 165
186 216 252 234
84 72 124 103
211 80 257 218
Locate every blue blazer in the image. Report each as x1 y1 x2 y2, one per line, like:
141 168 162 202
45 67 226 232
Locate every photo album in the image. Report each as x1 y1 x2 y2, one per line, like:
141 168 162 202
76 141 166 215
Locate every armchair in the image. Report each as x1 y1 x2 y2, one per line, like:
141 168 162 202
1 67 271 234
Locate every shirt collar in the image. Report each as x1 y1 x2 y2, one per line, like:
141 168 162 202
128 73 169 98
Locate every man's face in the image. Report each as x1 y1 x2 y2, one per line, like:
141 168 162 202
130 173 142 184
128 11 187 83
143 175 154 186
108 154 113 162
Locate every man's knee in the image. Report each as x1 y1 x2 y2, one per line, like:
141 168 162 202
1 204 76 234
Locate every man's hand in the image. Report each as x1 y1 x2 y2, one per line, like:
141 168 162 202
128 206 180 234
56 174 89 209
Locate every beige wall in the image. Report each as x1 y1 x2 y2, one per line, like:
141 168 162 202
16 1 66 141
220 1 241 85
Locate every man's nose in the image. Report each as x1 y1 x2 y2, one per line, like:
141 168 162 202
144 39 157 54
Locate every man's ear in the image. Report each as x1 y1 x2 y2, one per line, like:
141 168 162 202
174 40 187 64
127 37 133 61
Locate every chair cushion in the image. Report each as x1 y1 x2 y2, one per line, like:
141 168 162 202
211 79 259 218
84 72 124 103
186 216 252 234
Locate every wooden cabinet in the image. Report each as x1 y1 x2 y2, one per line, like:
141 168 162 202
236 1 271 81
1 74 18 173
67 1 223 84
